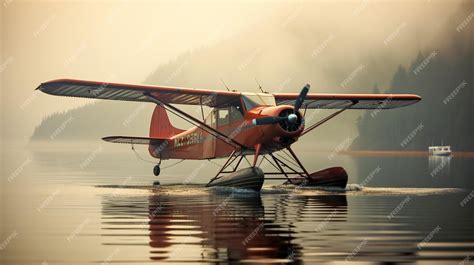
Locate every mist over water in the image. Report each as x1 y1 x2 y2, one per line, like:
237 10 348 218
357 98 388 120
2 142 474 264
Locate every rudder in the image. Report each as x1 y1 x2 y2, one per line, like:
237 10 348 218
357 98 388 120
149 105 184 138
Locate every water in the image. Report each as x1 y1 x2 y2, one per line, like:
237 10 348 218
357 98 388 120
1 142 474 264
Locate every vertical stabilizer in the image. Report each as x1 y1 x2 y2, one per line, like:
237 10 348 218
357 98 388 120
149 105 184 138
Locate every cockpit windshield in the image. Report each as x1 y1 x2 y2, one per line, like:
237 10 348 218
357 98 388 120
241 93 276 110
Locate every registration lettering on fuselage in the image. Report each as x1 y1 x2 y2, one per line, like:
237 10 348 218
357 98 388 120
174 132 204 148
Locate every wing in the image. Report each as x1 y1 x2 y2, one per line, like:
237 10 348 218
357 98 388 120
37 79 241 108
102 136 168 145
273 93 421 109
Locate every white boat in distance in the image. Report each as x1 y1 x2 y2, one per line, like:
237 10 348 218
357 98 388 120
429 145 452 156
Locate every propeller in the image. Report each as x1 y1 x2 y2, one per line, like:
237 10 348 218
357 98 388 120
252 116 287 125
294 84 310 113
252 84 310 127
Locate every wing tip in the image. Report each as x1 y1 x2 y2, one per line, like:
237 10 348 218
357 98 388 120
36 83 48 93
102 136 118 142
36 78 66 92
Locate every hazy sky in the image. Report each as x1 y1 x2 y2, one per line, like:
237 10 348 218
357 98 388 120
0 0 463 144
1 1 275 143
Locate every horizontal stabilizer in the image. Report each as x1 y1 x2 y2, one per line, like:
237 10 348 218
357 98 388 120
102 136 169 145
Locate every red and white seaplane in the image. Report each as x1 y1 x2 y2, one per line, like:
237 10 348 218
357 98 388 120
37 79 421 191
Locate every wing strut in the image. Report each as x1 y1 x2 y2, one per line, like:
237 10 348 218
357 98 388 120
199 96 205 121
144 93 246 149
301 101 357 137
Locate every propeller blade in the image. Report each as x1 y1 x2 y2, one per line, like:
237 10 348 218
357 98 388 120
294 84 310 112
252 116 287 126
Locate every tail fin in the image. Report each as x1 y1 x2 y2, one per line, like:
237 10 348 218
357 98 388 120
149 105 184 138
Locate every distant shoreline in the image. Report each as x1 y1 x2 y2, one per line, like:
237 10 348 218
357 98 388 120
341 150 474 158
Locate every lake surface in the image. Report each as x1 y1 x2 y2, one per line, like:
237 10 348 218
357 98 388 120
1 142 474 264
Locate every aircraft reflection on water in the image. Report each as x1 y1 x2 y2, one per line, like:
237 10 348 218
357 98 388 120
101 188 348 263
99 184 474 264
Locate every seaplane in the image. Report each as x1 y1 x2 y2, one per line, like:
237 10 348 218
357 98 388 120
37 79 421 191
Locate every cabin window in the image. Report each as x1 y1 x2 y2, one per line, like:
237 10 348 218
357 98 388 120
204 110 216 127
217 108 230 126
229 105 243 122
205 104 243 127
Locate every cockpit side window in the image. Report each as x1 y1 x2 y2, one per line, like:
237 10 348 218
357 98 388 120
204 102 243 127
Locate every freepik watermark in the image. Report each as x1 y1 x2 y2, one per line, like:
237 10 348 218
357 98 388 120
111 176 133 197
20 90 40 110
443 80 467 105
0 231 19 250
328 136 355 160
370 96 393 118
418 225 441 249
37 189 61 212
182 162 207 184
384 22 407 45
237 48 262 72
387 196 411 220
8 157 32 182
79 145 103 169
0 56 14 74
430 157 451 177
151 140 169 156
229 120 250 139
345 238 368 261
101 248 120 265
460 191 474 207
340 64 365 88
165 61 189 84
66 218 90 242
275 77 293 92
32 14 57 38
50 116 74 140
64 42 88 67
90 81 112 97
311 34 335 58
280 6 302 28
400 123 424 148
242 222 264 246
149 202 164 219
314 209 338 232
456 11 474 32
213 192 235 216
123 104 147 127
413 51 437 75
353 0 370 16
360 166 381 187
